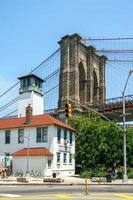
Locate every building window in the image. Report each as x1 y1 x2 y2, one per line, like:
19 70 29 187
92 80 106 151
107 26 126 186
57 128 61 143
36 127 48 143
69 154 72 164
23 79 26 87
27 78 30 87
57 152 61 164
18 129 24 143
5 130 10 144
70 132 73 145
35 79 42 89
63 153 67 164
48 159 52 168
64 129 67 142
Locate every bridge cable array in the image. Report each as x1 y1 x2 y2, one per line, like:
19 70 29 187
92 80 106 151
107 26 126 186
1 37 133 117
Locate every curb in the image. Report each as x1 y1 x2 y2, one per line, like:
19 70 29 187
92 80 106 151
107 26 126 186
0 183 72 186
0 182 133 186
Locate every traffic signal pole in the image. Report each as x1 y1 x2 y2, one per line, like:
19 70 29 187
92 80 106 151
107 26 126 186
68 99 123 132
65 103 72 119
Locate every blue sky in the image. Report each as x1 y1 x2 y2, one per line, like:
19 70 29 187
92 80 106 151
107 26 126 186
0 0 133 93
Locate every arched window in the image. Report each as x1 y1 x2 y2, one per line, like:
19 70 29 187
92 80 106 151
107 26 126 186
93 70 98 97
79 62 85 103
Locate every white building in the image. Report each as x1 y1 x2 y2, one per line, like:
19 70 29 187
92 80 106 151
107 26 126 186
0 74 76 177
18 74 44 117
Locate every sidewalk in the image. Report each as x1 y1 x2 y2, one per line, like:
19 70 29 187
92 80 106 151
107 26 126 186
63 176 133 185
0 175 133 185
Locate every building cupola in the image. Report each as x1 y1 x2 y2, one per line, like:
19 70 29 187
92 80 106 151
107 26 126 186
18 74 44 96
18 74 44 117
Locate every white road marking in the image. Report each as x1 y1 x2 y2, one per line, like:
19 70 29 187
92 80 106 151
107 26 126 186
0 185 17 187
0 193 21 197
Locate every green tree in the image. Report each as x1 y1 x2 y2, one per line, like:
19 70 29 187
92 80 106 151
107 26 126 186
127 127 133 167
69 111 123 170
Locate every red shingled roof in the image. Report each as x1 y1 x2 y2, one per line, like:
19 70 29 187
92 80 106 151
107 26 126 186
0 114 75 131
11 147 53 157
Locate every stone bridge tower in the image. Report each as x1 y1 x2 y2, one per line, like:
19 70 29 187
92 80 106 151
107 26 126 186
58 34 107 110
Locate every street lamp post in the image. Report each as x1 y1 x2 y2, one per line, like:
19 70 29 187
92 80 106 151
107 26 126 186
21 134 30 176
26 134 30 175
122 70 133 183
122 90 128 183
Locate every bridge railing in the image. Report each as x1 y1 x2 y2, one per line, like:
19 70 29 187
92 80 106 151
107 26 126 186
91 94 133 111
44 108 58 114
44 95 133 115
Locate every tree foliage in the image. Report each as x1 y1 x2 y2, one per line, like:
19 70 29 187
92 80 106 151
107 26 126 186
69 111 133 170
127 128 133 167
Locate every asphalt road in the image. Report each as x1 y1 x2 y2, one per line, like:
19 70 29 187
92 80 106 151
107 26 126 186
0 185 133 194
0 185 133 199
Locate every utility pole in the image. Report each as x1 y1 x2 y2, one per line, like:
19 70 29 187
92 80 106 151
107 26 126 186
122 70 133 183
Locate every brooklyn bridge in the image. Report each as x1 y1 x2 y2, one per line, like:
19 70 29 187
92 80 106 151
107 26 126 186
1 33 133 122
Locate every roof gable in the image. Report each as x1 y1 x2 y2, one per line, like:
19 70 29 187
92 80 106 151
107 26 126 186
0 114 76 131
18 74 44 83
11 147 53 157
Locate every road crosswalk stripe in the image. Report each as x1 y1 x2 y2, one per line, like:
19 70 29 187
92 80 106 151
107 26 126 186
0 186 17 187
0 193 21 197
55 194 71 198
0 193 131 199
115 194 133 200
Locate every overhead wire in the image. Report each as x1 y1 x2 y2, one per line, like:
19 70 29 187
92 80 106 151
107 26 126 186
82 37 133 41
3 109 18 118
1 37 133 117
0 82 20 98
0 48 60 99
0 68 60 115
28 48 60 75
0 97 19 113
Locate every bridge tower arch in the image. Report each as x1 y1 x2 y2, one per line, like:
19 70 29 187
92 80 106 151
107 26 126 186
79 61 86 104
58 33 107 109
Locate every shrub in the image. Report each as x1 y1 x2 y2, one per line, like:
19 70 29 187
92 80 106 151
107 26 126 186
80 170 93 178
116 167 133 179
128 168 133 179
106 173 112 182
80 168 107 178
94 170 107 177
117 171 123 179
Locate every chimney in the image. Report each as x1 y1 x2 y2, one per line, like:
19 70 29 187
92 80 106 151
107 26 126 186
25 104 33 124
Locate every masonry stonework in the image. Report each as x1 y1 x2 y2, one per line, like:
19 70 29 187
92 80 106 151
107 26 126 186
58 34 107 109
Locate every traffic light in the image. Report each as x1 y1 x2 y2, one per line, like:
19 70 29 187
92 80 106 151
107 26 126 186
65 103 72 118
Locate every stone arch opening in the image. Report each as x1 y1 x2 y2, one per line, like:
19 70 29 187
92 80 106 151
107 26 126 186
93 70 98 98
79 61 86 103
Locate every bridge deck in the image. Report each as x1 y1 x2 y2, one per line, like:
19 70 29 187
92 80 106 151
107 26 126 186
91 94 133 121
44 95 133 122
